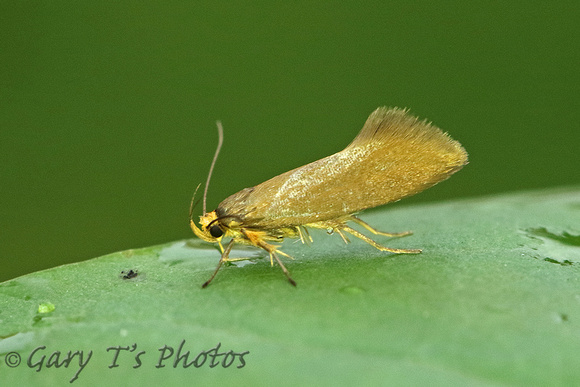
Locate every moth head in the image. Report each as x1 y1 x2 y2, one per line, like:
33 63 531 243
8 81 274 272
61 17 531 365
190 210 224 243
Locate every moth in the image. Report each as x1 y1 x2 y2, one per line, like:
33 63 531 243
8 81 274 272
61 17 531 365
190 107 468 287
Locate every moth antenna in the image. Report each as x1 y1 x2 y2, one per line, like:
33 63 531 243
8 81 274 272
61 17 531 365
203 120 224 215
189 183 203 221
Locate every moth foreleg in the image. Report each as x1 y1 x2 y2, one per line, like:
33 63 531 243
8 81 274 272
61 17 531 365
341 225 422 254
202 239 235 288
349 216 412 238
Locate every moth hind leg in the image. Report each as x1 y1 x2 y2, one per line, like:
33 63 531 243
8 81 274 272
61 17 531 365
341 224 421 254
350 216 413 238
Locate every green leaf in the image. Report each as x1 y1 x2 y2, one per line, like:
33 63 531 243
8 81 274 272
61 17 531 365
1 187 579 385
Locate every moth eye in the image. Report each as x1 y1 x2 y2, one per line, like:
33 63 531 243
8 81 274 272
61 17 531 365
209 224 223 238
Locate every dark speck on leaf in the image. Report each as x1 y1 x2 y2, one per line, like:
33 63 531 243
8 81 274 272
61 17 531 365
120 269 139 279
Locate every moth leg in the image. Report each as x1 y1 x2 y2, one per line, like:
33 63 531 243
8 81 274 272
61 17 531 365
306 221 350 244
271 250 297 286
256 241 297 286
341 225 422 254
223 257 252 262
350 216 413 237
241 229 297 286
276 249 295 261
335 228 351 244
215 239 252 263
297 226 313 245
202 239 236 288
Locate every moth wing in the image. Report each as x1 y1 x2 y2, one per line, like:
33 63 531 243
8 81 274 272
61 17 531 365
218 107 468 229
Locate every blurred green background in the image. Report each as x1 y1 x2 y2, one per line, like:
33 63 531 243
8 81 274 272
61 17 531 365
1 2 578 282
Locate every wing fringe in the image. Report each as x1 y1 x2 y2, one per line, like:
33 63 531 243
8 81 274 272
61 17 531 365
346 107 467 164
